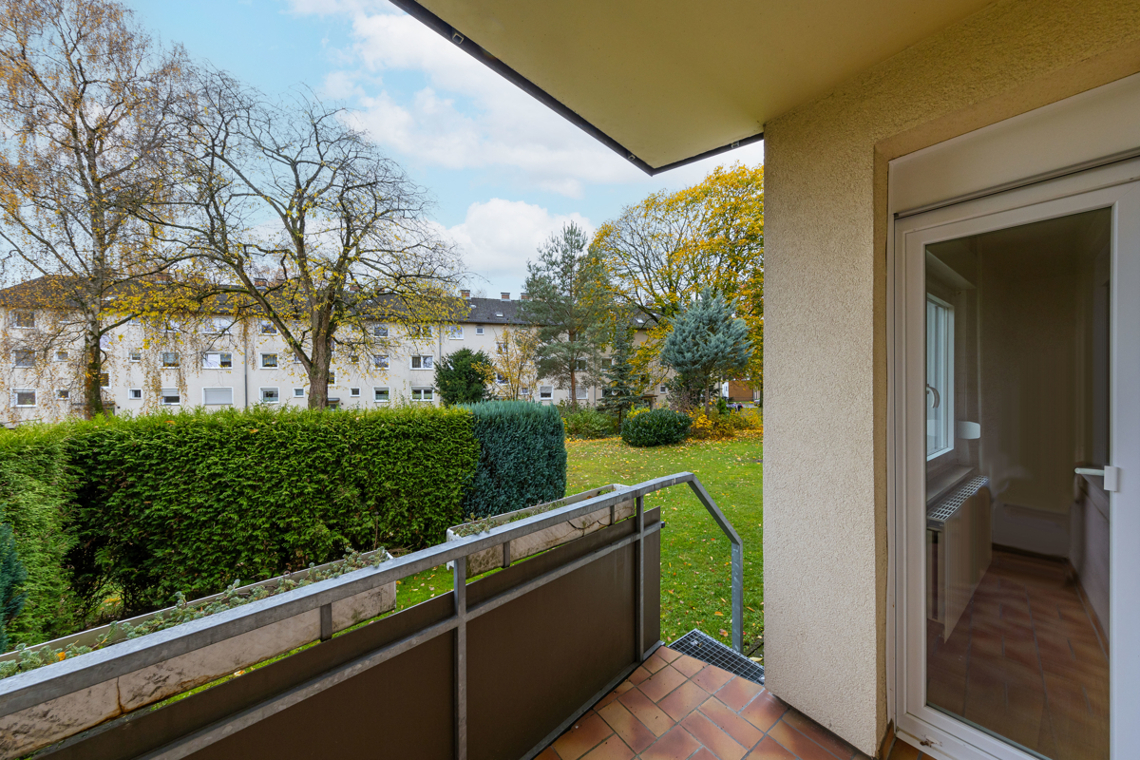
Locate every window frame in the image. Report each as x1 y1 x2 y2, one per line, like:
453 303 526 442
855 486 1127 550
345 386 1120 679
373 387 390 403
202 387 234 406
925 293 955 462
13 389 36 407
410 355 434 370
12 349 35 368
259 387 280 405
160 388 181 406
12 310 35 329
260 353 279 369
411 387 434 402
161 351 180 368
128 388 143 400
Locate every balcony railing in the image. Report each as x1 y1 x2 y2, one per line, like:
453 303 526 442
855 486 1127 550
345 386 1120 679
0 472 742 760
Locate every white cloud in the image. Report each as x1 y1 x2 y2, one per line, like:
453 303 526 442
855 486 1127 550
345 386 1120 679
441 199 594 294
295 6 646 196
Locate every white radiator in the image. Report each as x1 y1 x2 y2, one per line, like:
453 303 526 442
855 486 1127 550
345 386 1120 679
927 477 992 639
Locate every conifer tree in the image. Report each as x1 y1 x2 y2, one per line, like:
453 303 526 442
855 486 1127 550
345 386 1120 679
598 322 639 425
0 522 26 652
660 289 752 413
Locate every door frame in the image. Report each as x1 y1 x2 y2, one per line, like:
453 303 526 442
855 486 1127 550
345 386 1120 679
888 157 1140 760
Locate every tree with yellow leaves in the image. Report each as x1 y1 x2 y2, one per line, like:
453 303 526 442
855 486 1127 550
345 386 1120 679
0 0 193 417
591 164 763 392
491 325 540 401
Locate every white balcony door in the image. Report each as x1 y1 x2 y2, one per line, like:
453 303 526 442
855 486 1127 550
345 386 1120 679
893 159 1140 760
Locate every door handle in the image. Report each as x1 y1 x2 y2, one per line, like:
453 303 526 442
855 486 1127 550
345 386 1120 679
1075 466 1120 492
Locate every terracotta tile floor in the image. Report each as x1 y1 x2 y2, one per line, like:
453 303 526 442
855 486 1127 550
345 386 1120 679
926 551 1109 760
539 646 873 760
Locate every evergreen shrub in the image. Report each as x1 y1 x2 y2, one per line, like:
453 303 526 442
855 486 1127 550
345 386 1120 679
561 407 617 439
460 401 567 519
0 426 79 646
68 407 479 612
621 409 692 447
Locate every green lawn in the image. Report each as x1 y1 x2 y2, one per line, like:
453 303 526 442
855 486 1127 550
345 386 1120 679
392 432 764 655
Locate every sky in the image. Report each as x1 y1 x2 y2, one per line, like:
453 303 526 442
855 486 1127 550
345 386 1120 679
125 0 764 295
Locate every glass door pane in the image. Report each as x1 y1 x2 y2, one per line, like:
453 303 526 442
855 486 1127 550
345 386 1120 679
923 208 1111 760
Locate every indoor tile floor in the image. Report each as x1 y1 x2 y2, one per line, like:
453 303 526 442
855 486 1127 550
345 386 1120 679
539 646 876 760
926 550 1109 760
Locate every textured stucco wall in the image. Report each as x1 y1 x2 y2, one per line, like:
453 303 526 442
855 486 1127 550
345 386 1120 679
762 0 1140 753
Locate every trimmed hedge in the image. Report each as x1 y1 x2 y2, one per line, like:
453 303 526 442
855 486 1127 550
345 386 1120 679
561 407 618 439
0 401 569 643
460 401 567 519
621 409 692 447
0 427 79 646
68 407 480 612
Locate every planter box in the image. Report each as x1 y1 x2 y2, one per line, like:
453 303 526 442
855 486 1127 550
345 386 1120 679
446 484 635 577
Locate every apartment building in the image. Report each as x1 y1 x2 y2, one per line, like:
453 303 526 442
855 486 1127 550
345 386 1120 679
0 280 613 424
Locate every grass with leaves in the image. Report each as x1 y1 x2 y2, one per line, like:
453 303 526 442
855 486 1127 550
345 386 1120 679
392 431 765 655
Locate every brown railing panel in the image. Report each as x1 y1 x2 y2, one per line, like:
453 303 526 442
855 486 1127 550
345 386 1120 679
467 511 660 760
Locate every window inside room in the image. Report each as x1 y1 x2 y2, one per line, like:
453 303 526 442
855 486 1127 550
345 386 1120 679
926 294 954 461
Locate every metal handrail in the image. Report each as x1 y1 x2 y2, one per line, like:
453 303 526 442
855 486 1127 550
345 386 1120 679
0 471 744 722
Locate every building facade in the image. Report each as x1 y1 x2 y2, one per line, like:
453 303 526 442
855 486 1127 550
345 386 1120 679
0 286 619 424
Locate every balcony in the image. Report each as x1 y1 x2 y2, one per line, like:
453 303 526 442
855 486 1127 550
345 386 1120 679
0 474 922 760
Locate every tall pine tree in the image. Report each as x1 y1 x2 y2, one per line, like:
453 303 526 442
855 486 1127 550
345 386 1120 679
519 223 609 408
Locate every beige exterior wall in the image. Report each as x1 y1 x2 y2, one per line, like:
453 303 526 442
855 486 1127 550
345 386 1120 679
762 0 1140 753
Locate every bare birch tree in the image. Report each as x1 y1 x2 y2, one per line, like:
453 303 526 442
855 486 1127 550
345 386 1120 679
0 0 192 416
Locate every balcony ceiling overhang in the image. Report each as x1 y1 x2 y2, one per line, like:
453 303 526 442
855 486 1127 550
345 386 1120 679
390 0 996 173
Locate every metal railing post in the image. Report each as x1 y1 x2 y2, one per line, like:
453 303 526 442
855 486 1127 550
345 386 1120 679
686 478 746 654
454 558 468 760
635 494 645 660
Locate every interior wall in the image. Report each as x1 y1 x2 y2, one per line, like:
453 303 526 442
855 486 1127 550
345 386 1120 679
761 0 1140 753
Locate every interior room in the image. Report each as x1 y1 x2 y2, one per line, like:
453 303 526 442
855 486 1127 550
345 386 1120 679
922 208 1112 760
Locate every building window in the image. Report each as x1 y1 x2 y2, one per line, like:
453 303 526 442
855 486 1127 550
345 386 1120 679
494 311 503 318
327 371 336 385
350 387 360 397
13 349 35 368
495 373 506 385
55 389 69 400
411 387 434 402
129 349 141 362
99 372 109 388
12 311 34 329
601 358 613 369
161 388 180 406
411 355 433 370
447 325 464 339
129 388 142 400
260 387 279 404
660 385 668 394
161 351 180 368
294 388 305 398
539 386 553 400
374 324 388 338
205 317 232 334
374 387 390 403
260 320 277 334
521 386 531 396
409 325 432 339
203 387 234 405
574 359 587 372
54 350 69 362
13 389 36 407
202 352 233 369
926 294 955 460
261 353 278 369
476 326 484 335
576 386 589 400
373 354 389 369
